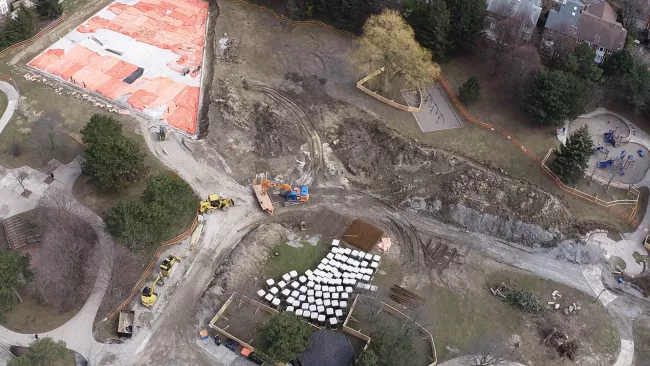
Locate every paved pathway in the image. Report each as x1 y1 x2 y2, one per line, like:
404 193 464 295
0 158 114 360
0 81 18 135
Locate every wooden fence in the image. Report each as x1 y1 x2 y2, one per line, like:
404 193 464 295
356 66 422 112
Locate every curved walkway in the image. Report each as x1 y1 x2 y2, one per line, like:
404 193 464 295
0 158 114 360
0 81 19 135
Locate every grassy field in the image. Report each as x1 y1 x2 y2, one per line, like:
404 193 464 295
372 257 619 364
1 288 81 334
264 239 329 280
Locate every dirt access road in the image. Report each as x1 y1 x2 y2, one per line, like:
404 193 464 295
112 2 645 365
119 123 622 365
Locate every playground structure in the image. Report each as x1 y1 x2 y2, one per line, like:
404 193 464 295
569 112 650 186
402 85 462 132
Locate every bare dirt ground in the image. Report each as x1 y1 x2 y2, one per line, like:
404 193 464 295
202 0 581 247
198 204 619 365
0 1 635 365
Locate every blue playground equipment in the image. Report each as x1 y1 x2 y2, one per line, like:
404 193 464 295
592 146 605 155
619 154 635 176
639 149 645 157
604 130 617 147
598 159 614 168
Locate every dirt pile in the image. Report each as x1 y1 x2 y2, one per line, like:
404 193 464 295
252 101 303 158
330 118 574 244
204 78 309 183
198 223 289 322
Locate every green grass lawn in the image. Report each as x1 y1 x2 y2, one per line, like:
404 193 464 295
372 257 619 364
264 239 329 280
1 287 81 334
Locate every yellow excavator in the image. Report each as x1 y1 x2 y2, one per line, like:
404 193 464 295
141 273 164 307
160 254 182 277
199 194 235 214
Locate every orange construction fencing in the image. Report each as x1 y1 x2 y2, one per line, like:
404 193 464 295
104 215 200 321
0 14 65 57
229 0 641 226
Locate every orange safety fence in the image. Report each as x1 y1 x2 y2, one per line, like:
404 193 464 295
0 14 66 57
230 0 641 226
439 76 639 225
104 215 200 321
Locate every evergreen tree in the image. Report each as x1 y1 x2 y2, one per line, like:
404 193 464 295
550 125 593 184
258 313 312 363
8 338 69 366
0 250 31 320
5 4 37 43
602 50 634 77
523 71 586 126
404 0 450 60
561 43 603 84
621 61 650 108
459 75 481 104
445 0 487 53
35 0 64 20
80 114 149 192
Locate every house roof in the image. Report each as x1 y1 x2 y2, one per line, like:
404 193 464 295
487 0 543 25
585 1 618 23
576 7 627 51
298 331 355 366
545 0 581 33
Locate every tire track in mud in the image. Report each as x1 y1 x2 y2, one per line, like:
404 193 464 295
248 84 324 184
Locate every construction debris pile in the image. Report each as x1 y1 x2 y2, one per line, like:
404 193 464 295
23 73 129 115
547 290 582 315
256 239 381 329
540 325 579 360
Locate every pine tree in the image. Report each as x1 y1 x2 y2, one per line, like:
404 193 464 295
523 71 586 126
404 0 450 60
6 4 37 42
445 0 487 53
35 0 64 20
459 75 481 104
550 125 594 184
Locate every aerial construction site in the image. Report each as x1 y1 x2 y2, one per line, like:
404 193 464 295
0 0 649 365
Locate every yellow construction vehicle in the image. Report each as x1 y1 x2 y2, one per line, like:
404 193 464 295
199 194 235 214
141 273 164 307
252 178 309 214
160 254 182 277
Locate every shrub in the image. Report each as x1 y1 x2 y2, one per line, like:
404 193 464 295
459 76 481 104
503 289 543 314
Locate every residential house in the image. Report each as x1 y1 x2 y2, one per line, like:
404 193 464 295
540 0 581 57
576 1 627 63
0 0 9 15
485 0 543 41
541 1 626 63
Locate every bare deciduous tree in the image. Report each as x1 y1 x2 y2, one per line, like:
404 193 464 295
501 44 542 100
462 334 509 366
31 190 99 311
547 24 577 67
30 113 63 165
486 6 533 74
618 0 650 29
12 170 27 195
350 9 440 94
95 245 145 318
